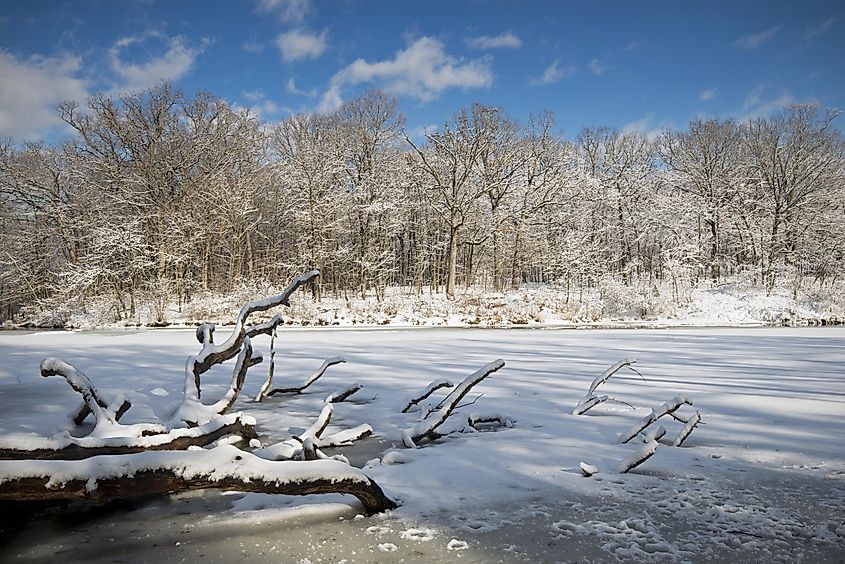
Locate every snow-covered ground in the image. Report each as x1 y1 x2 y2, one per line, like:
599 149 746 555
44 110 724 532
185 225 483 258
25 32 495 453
1 326 844 562
16 280 844 330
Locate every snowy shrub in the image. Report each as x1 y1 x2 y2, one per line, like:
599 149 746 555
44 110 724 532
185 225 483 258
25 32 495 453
599 277 667 319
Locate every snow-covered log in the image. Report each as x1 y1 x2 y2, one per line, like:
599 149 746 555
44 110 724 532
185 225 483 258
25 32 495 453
179 270 319 421
402 359 505 447
299 404 334 443
642 424 667 444
252 405 371 462
41 359 121 428
188 270 319 390
572 394 610 416
617 395 693 444
325 384 363 403
254 327 278 402
617 440 659 473
588 358 638 396
401 379 454 413
466 413 515 430
266 357 346 396
672 410 701 446
0 413 257 461
70 394 131 427
0 444 397 515
572 359 640 415
319 424 373 448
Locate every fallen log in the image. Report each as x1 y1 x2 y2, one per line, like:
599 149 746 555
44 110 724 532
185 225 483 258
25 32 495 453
0 445 397 515
0 413 258 461
617 395 693 444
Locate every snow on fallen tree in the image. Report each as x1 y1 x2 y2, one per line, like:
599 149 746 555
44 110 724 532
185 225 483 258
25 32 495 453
572 358 642 415
264 357 347 397
401 379 454 413
401 359 506 447
617 440 659 473
617 395 693 444
324 383 364 404
0 412 257 461
252 404 373 462
0 271 397 516
673 410 701 446
0 444 397 515
173 270 323 424
41 358 138 430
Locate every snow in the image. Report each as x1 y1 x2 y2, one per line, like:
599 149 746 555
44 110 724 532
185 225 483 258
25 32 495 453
1 326 844 562
0 444 374 489
22 280 844 330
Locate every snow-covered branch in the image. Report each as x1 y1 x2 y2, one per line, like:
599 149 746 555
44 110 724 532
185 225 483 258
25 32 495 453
402 359 505 447
0 444 397 515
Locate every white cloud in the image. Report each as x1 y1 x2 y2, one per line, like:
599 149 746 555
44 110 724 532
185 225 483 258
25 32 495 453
109 33 201 92
275 29 327 62
623 113 653 134
623 41 641 52
256 0 311 23
805 18 834 40
531 60 575 85
743 84 766 110
733 26 781 49
406 123 439 143
0 51 89 141
622 113 665 140
318 85 343 113
286 77 317 97
241 89 282 120
465 32 522 50
736 84 796 121
320 36 493 110
241 40 263 53
589 59 604 75
699 87 717 101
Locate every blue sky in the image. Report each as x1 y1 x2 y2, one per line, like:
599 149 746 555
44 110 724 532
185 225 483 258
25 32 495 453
0 0 843 143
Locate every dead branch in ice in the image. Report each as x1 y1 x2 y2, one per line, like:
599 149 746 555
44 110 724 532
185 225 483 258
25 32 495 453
672 410 701 446
617 395 693 444
9 271 396 515
617 440 659 473
252 404 372 462
254 327 278 402
0 445 397 515
69 393 131 427
401 379 454 413
465 413 515 431
325 384 363 403
572 359 640 415
641 424 667 444
41 359 133 429
266 357 346 397
402 359 505 447
175 270 320 424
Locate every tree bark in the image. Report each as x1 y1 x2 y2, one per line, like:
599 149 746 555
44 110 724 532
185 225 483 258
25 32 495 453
0 447 397 515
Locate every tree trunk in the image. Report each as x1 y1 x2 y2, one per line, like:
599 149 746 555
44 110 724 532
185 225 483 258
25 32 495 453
446 225 459 298
0 446 397 515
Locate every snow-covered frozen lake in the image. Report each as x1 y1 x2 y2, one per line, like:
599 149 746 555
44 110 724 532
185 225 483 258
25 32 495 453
1 327 843 562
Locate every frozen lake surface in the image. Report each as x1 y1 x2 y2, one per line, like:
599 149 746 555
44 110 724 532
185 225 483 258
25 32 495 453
0 327 843 562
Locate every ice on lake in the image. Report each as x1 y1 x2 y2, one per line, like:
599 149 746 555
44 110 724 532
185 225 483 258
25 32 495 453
0 327 843 562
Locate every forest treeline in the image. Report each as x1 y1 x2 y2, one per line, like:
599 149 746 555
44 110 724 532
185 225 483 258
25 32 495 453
1 84 843 323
